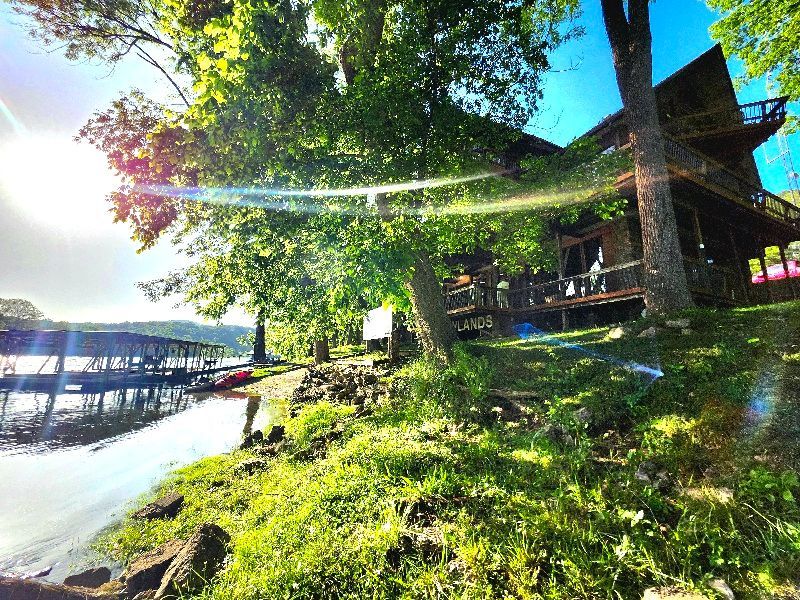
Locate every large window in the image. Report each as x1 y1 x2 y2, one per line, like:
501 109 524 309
563 236 605 277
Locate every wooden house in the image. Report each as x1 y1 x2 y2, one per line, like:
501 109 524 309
444 45 798 337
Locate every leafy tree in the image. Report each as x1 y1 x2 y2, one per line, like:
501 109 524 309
72 0 593 366
65 0 633 367
707 0 800 130
600 0 694 314
0 298 45 321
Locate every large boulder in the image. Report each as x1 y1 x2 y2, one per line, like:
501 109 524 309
0 575 124 600
154 523 229 599
265 424 285 444
63 567 111 589
707 579 734 600
124 539 184 598
132 493 184 521
664 318 691 329
607 326 627 340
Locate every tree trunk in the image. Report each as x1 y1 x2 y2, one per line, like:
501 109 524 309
601 0 693 315
253 315 266 363
406 251 457 365
387 329 400 363
314 338 330 365
374 193 456 364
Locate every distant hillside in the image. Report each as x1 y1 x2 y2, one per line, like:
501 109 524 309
1 318 253 355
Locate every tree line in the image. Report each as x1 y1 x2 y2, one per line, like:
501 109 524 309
0 298 252 355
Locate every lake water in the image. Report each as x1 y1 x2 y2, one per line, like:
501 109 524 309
0 384 278 583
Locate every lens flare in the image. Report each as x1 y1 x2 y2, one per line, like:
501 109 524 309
134 176 606 217
744 370 778 430
512 323 664 381
134 169 506 200
0 95 26 136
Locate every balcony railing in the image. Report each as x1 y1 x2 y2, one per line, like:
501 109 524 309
663 137 800 228
444 283 499 313
444 261 645 315
664 97 788 139
445 259 751 316
508 261 644 309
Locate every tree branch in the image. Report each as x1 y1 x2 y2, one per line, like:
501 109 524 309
600 0 632 93
135 45 190 107
627 0 652 50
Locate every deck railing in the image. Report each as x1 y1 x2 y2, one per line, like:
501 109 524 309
663 137 800 227
664 96 788 138
508 261 644 309
444 283 498 312
444 261 644 314
445 258 752 316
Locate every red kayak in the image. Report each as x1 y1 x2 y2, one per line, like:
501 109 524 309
213 369 254 389
186 369 253 393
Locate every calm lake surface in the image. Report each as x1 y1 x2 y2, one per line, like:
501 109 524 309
0 384 277 583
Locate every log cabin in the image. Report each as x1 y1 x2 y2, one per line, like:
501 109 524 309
444 45 799 338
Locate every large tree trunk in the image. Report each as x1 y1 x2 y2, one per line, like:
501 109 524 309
340 8 455 364
314 338 330 364
601 0 693 314
253 314 266 362
406 251 457 365
374 192 456 364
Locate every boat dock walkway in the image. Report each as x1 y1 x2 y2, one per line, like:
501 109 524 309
0 329 236 393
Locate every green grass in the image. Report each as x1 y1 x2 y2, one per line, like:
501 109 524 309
97 302 800 599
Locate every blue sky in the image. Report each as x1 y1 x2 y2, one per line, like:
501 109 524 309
531 0 800 192
0 1 797 323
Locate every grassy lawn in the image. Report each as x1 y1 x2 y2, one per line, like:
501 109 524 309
98 302 800 599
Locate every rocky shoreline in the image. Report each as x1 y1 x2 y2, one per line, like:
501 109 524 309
0 363 388 600
1 513 229 600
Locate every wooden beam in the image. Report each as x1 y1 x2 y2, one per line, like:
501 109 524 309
758 240 773 303
557 231 568 331
728 229 750 303
778 243 798 300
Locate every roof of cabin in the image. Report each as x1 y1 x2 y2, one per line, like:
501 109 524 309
581 44 734 139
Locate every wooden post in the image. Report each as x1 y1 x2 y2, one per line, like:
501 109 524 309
728 229 750 303
388 329 400 363
692 208 706 262
55 333 67 376
103 338 115 388
691 208 711 293
758 241 773 303
778 243 798 300
557 231 568 331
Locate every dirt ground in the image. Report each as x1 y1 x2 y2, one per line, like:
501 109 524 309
241 366 308 400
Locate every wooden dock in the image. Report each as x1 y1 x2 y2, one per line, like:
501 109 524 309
0 329 234 393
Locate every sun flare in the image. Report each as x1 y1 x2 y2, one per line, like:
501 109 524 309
0 134 121 232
